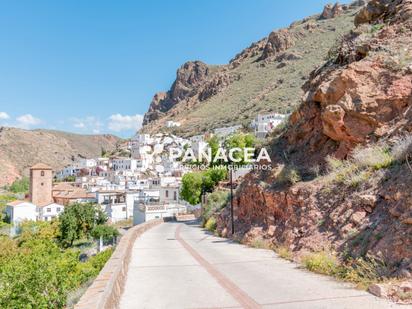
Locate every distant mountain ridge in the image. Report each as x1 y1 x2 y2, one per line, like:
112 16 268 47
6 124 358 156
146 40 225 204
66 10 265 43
0 127 122 186
141 1 366 136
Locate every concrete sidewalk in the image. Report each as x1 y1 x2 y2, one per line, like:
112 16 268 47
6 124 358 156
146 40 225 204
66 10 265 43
120 222 405 309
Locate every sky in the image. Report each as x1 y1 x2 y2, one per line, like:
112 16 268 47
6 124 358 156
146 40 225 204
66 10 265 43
0 0 350 138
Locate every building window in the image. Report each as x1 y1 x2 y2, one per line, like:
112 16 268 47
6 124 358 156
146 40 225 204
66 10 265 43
47 208 51 212
165 190 169 198
41 171 45 176
57 207 61 212
41 183 44 186
122 207 126 212
174 191 177 200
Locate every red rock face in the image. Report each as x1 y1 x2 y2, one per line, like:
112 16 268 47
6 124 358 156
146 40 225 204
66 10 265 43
217 0 412 276
260 29 295 60
320 3 344 20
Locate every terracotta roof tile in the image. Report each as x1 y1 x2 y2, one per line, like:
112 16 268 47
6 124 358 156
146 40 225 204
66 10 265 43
30 163 52 170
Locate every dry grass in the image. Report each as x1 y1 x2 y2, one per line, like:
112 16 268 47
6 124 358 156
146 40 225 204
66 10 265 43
302 251 339 276
323 142 396 187
301 251 391 290
392 135 412 162
250 238 272 250
351 145 394 170
275 246 294 261
277 165 301 185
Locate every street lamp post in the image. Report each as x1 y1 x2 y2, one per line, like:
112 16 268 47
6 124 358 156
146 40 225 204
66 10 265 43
230 166 234 235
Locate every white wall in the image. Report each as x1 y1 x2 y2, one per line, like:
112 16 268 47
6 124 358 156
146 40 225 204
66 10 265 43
39 203 64 221
6 202 37 224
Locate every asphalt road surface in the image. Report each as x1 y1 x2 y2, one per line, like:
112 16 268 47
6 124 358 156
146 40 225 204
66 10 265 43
120 222 406 309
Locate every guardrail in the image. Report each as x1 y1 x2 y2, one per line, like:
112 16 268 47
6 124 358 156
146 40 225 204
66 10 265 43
74 219 162 309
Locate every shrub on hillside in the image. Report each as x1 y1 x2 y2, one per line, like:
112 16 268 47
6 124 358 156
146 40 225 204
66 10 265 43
351 145 393 170
205 217 217 232
202 190 229 224
277 165 301 185
8 177 29 193
391 135 412 162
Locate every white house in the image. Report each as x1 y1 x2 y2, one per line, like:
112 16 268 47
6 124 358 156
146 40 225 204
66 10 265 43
160 184 180 204
56 165 79 180
96 190 137 223
78 158 97 169
97 191 128 223
37 203 64 221
5 201 37 225
166 121 181 128
251 113 287 138
111 158 139 172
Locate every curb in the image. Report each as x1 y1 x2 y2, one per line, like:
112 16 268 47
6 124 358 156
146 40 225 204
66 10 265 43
75 219 162 309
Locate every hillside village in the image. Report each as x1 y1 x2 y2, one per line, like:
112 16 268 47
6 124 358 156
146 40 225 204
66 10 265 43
2 0 412 307
4 112 285 228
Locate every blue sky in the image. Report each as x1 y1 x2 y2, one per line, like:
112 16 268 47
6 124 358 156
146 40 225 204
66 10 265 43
0 0 350 137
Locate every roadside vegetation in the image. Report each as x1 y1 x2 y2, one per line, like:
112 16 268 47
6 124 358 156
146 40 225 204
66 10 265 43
0 202 117 308
301 251 391 290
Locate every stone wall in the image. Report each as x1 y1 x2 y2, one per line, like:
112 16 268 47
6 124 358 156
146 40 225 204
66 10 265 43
75 219 162 309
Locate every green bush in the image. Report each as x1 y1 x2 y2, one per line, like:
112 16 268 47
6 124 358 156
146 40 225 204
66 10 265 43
351 145 393 170
9 177 29 193
205 217 217 232
275 246 293 261
277 165 301 185
302 251 339 276
181 169 227 205
91 225 119 241
202 190 229 223
0 218 113 308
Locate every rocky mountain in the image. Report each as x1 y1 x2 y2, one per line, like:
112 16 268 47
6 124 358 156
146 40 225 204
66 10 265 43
142 1 366 136
215 0 412 302
0 127 121 186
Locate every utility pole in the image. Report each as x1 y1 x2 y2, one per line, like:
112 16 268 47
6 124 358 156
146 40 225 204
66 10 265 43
230 166 234 235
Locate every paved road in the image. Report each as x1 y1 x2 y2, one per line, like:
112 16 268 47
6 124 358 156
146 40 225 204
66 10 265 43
120 222 405 309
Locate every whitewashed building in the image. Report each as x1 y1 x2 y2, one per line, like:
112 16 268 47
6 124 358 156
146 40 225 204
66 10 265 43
251 113 288 138
111 158 140 172
166 121 181 128
38 203 64 221
5 201 37 225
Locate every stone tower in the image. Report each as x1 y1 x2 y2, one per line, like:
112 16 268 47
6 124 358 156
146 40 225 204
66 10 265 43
29 163 53 207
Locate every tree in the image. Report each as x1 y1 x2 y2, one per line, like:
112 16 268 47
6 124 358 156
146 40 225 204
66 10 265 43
180 172 203 205
180 169 228 205
224 133 256 165
9 177 30 193
91 225 119 242
207 136 221 166
58 203 108 247
59 210 78 247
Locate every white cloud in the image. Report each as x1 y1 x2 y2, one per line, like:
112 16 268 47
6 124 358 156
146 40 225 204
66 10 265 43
0 112 10 120
108 114 143 132
73 122 85 128
71 116 102 134
15 114 41 129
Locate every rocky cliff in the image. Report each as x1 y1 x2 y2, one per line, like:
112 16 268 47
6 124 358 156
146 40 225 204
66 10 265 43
216 0 412 299
0 127 121 186
142 2 365 136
